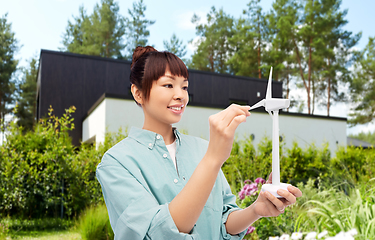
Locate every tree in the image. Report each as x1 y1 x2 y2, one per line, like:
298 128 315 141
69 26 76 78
61 0 127 58
125 0 155 59
189 7 235 73
163 33 187 61
311 0 360 116
267 0 300 102
348 36 375 125
14 57 38 132
0 13 19 134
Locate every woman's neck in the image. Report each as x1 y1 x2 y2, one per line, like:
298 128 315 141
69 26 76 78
142 122 175 145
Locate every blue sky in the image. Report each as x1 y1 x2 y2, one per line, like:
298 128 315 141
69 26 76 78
1 0 374 134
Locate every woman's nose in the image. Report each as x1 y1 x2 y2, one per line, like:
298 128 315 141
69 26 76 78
173 88 185 100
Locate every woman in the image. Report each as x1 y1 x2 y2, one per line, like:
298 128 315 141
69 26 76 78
96 46 302 239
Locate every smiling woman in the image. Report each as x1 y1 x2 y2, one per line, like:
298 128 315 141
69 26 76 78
96 46 302 240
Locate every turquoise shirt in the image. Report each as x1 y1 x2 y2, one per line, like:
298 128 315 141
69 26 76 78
96 127 246 240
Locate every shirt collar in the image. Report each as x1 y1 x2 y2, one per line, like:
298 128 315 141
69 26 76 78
128 127 182 149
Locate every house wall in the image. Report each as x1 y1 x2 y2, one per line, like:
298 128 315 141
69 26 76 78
83 98 346 155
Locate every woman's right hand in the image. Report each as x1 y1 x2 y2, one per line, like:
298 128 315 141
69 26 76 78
205 104 250 166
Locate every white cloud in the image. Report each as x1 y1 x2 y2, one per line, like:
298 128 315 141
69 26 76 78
174 10 208 30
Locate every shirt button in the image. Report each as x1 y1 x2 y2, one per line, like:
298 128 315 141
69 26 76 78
163 153 168 158
174 179 178 184
148 143 152 147
156 135 161 139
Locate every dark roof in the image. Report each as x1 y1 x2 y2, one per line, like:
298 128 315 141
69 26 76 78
347 137 374 149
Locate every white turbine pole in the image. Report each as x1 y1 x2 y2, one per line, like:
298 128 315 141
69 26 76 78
248 66 290 198
272 111 280 186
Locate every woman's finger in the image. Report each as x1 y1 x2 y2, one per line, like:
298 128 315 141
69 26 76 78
266 172 272 184
263 191 285 214
221 104 250 128
277 189 296 205
287 185 303 198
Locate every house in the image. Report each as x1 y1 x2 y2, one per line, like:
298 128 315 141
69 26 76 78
36 50 347 155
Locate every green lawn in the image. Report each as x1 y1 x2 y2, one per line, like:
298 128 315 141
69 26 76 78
8 230 81 240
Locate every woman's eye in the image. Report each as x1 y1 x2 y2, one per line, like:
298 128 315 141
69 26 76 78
164 84 173 88
182 86 188 91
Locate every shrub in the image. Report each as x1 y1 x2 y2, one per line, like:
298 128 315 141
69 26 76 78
78 204 113 240
0 222 9 240
0 106 127 219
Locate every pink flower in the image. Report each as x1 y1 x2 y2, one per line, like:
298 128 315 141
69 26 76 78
239 190 245 200
244 179 252 184
246 226 255 235
255 178 266 184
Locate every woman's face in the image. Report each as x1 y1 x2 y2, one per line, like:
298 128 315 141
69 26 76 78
141 70 189 128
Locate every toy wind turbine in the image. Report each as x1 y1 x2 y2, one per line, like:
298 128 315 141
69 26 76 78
249 67 290 198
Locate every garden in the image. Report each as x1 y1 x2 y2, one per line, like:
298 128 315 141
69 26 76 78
0 107 374 240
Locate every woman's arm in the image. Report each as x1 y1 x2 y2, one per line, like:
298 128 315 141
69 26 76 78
168 104 251 233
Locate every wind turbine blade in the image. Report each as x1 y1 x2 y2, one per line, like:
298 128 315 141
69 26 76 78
266 67 273 100
249 99 266 111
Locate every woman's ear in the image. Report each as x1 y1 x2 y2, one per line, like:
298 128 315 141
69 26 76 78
131 84 143 105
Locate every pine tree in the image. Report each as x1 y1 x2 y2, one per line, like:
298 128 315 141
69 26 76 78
61 0 127 58
163 33 187 61
0 13 19 133
14 57 38 132
348 36 375 125
189 7 235 73
125 0 155 59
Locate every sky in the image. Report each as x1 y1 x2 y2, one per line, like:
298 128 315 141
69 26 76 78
1 0 375 135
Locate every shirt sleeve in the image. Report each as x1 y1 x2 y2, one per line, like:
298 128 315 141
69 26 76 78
219 170 247 240
96 153 199 240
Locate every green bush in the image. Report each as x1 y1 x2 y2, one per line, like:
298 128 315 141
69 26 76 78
0 106 127 219
78 204 113 240
0 222 9 240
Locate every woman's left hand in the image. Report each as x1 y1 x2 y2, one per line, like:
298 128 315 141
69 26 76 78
252 173 302 217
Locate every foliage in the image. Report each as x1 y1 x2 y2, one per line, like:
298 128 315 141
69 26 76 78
78 203 113 240
189 7 235 73
0 221 9 240
0 106 127 219
348 36 375 125
14 56 38 132
163 33 187 62
330 146 375 185
295 179 375 240
124 0 155 59
61 0 127 58
1 217 73 232
348 130 375 145
0 13 19 132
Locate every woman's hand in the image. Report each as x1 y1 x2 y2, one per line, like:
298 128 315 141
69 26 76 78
205 104 251 166
252 173 302 217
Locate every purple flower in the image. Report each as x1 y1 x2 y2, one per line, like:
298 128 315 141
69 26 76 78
244 179 252 184
246 226 255 235
239 190 245 200
255 178 266 184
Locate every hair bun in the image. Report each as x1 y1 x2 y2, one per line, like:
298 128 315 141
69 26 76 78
131 46 157 68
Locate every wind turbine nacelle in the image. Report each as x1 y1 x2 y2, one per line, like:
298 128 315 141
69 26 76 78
265 99 290 111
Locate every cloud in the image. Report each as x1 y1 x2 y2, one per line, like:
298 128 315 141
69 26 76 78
175 10 208 30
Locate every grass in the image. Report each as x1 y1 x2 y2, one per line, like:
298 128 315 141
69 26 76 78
7 230 81 240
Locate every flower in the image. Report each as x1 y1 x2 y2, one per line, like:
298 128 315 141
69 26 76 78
279 234 290 240
246 226 255 235
255 177 266 184
317 230 328 239
305 232 317 239
291 232 303 240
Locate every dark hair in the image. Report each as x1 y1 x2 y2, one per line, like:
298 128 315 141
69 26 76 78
130 46 189 103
